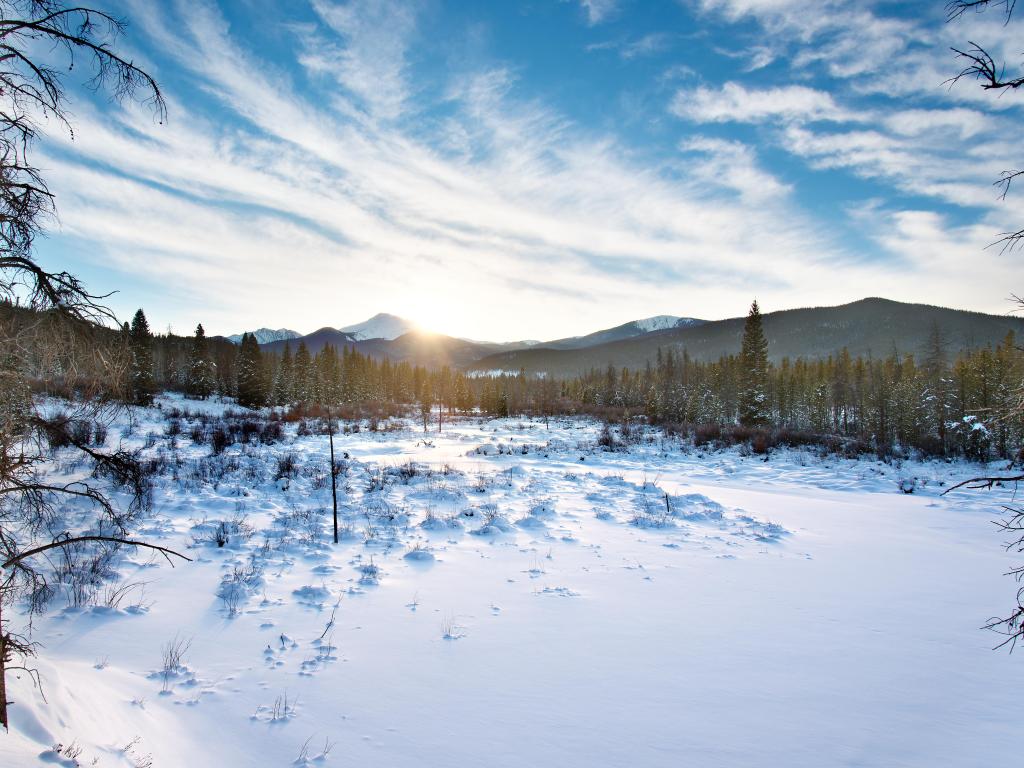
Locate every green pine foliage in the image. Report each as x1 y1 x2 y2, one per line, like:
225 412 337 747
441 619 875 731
273 343 294 405
236 332 266 409
293 341 311 402
186 323 216 399
561 331 1023 458
129 309 157 406
738 300 770 427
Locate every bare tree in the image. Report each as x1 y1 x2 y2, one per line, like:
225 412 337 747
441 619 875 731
945 470 1024 648
0 1 187 732
943 2 1024 650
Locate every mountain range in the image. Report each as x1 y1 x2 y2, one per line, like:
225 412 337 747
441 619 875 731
224 298 1024 377
226 327 301 345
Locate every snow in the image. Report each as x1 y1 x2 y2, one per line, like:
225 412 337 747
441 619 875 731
1 395 1021 766
634 315 683 332
633 315 702 333
226 328 301 345
339 313 417 341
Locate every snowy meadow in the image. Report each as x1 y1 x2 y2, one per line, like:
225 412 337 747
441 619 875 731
0 393 1019 767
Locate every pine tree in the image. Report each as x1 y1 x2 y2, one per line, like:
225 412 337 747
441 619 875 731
186 323 215 400
922 321 954 453
236 332 265 409
418 378 433 432
274 342 294 405
293 341 311 403
129 308 157 405
454 375 474 413
738 299 770 427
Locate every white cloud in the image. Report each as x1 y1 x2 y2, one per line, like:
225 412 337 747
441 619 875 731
680 2 1020 217
621 33 672 59
697 0 1024 109
781 123 1014 208
679 137 791 202
580 0 618 25
710 43 778 72
299 0 419 120
861 208 1022 311
590 32 675 60
882 108 988 140
588 32 672 59
697 0 814 21
670 81 858 124
744 46 777 71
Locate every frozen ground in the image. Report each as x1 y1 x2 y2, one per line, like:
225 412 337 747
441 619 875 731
1 393 1021 767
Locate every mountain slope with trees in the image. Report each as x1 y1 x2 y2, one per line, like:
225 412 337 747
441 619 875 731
469 298 1024 377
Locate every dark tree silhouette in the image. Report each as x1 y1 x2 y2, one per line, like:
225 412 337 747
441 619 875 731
0 1 165 315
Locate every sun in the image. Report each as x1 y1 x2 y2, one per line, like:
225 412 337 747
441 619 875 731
402 299 467 339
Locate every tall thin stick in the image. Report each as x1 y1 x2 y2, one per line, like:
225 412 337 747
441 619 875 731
1 595 8 731
326 405 339 544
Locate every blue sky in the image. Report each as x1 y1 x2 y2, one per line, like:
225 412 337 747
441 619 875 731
32 0 1024 340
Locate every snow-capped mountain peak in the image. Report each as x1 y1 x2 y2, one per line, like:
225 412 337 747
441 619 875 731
339 313 418 341
227 328 301 345
634 316 703 333
634 315 682 333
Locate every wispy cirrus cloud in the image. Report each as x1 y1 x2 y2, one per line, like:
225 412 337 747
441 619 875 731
676 0 1022 242
578 0 619 25
45 0 866 338
298 0 420 120
588 32 673 60
35 0 1023 340
679 136 791 203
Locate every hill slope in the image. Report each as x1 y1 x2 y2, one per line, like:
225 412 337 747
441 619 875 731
544 316 705 350
262 327 356 355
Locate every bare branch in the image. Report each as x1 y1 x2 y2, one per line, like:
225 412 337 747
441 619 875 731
949 43 1024 91
2 535 191 571
947 0 1017 23
942 475 1024 494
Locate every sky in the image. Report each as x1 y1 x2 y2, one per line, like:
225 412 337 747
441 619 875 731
30 0 1024 341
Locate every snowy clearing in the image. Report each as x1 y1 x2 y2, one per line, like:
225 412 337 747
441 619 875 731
1 393 1020 767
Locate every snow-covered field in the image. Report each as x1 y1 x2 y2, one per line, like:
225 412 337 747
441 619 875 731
2 393 1021 767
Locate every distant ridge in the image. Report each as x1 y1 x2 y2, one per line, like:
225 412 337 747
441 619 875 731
543 315 705 350
257 311 711 365
227 328 300 345
250 299 1022 377
339 313 417 341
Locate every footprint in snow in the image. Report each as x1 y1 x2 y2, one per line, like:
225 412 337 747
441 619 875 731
537 586 580 597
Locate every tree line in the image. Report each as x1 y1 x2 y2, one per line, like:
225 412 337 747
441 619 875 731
101 302 1024 460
